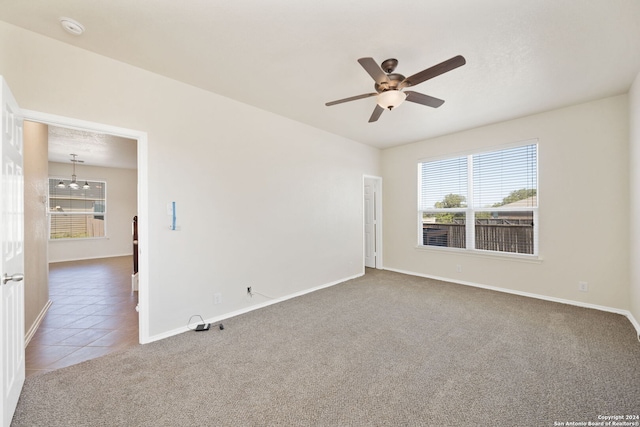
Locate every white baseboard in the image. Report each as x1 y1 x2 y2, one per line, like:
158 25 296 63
24 299 52 347
384 267 640 339
144 272 365 344
627 312 640 339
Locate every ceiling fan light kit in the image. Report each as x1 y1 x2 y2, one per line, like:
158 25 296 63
377 90 406 110
325 55 466 122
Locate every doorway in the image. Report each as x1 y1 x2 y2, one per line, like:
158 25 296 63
24 120 140 375
364 175 382 269
22 110 149 347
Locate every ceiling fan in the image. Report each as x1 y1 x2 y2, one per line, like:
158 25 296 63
325 55 466 122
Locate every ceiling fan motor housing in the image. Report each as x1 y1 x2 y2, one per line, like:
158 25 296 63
375 73 405 93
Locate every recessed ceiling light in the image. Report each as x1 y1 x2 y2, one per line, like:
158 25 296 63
59 17 85 36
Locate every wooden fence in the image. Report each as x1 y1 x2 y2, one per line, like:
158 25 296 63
423 222 534 254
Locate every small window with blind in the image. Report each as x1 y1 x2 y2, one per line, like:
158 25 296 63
49 178 107 240
418 142 538 256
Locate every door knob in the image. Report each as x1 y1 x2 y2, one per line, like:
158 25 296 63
2 273 24 285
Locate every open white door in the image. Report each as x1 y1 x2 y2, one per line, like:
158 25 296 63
364 176 381 269
0 76 25 427
364 180 375 268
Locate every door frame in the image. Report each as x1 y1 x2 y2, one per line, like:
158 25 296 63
22 109 151 344
363 175 382 269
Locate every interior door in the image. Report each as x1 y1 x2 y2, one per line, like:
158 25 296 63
364 179 376 268
0 76 25 427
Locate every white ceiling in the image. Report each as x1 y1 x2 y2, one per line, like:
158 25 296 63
46 125 137 170
3 1 640 151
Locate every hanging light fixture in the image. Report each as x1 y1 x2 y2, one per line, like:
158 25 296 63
69 154 80 189
59 154 89 190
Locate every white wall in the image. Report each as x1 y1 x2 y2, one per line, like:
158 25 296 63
0 21 380 338
382 95 630 311
630 72 640 326
47 162 137 263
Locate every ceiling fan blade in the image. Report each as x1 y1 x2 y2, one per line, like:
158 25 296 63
368 105 384 123
404 91 445 108
358 57 390 85
399 55 466 89
325 93 377 106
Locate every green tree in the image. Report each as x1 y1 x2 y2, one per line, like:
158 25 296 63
434 193 466 209
492 188 536 207
433 193 466 224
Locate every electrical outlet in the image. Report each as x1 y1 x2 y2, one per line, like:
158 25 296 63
456 264 462 273
213 293 221 304
578 281 588 292
247 286 252 296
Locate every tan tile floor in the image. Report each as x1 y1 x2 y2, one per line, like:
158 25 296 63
26 256 139 377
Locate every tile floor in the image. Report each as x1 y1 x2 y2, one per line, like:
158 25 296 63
25 256 139 377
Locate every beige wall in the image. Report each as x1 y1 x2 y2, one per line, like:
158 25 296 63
47 162 137 263
630 72 640 327
382 95 630 311
0 21 380 339
23 121 49 337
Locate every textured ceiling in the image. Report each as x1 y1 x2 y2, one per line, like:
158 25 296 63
47 125 137 170
3 1 640 151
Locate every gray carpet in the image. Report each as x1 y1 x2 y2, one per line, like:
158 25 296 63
12 269 640 426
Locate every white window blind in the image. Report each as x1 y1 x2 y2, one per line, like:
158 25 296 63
473 144 537 208
418 142 538 255
419 156 467 210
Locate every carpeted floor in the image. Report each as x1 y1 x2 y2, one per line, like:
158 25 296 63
12 269 640 426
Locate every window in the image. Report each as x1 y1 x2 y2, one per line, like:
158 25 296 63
49 178 107 239
418 142 538 255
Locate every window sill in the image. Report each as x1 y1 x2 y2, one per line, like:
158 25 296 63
49 237 109 242
414 245 543 264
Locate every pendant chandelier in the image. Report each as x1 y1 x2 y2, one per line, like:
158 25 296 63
57 154 90 190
